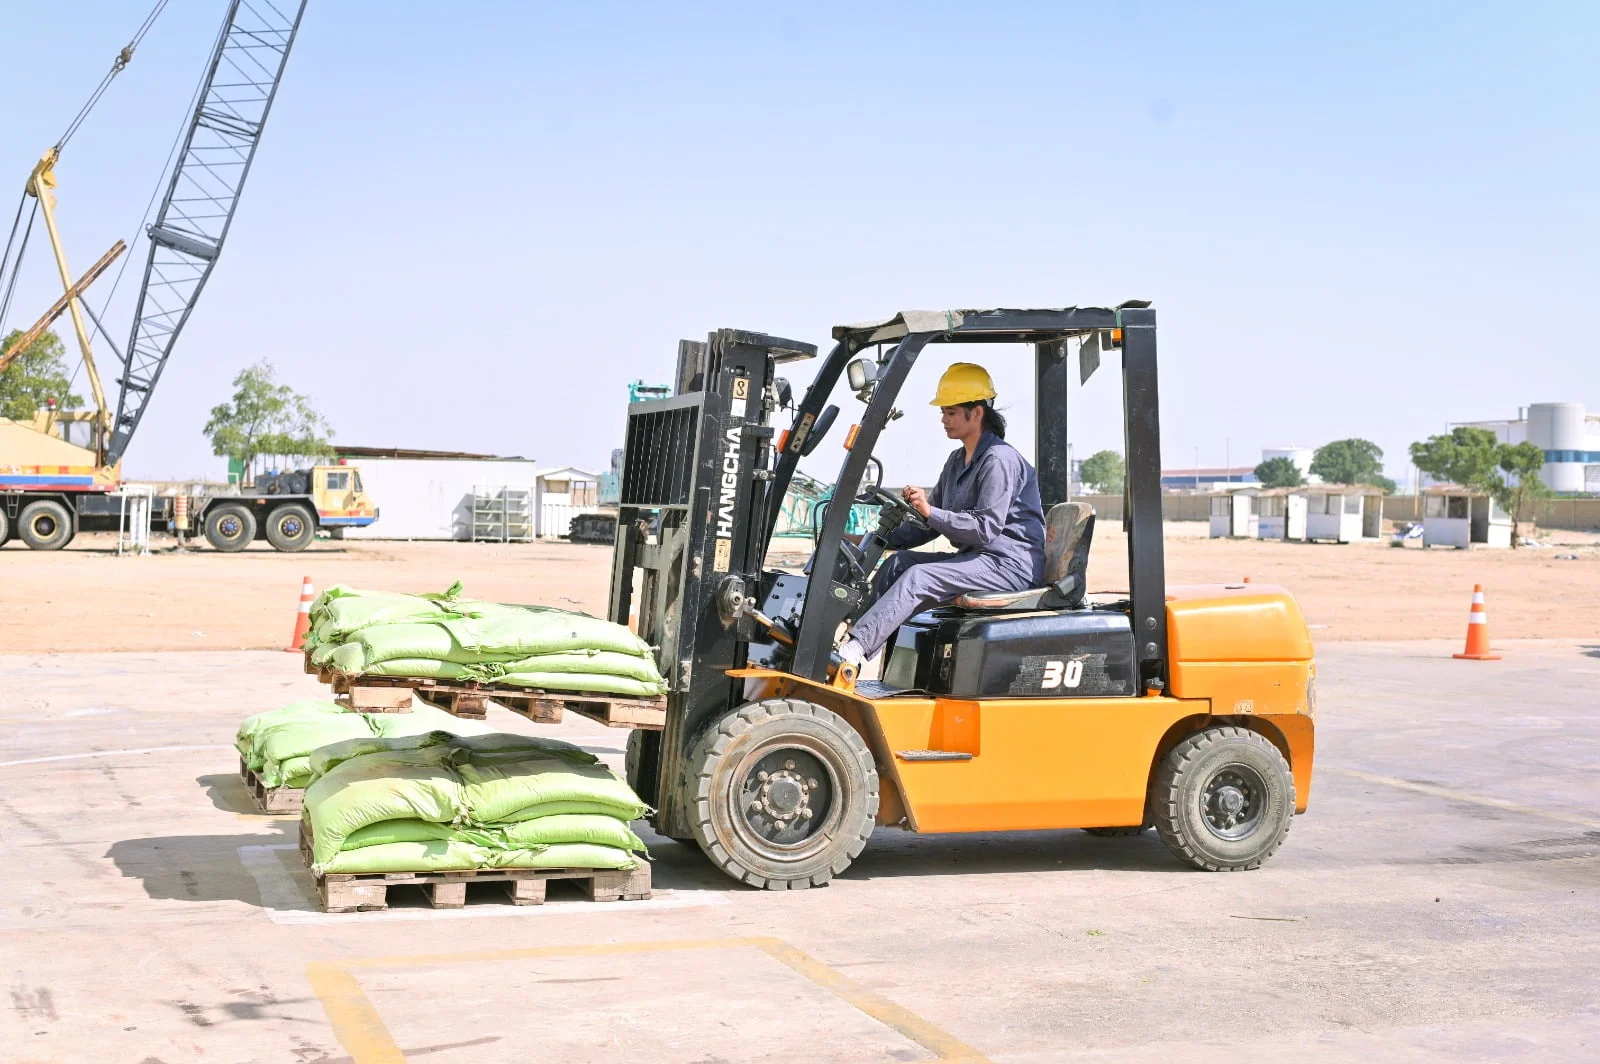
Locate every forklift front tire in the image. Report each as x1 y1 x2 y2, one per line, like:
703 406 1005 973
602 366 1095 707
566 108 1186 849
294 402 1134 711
686 698 878 890
1151 726 1294 872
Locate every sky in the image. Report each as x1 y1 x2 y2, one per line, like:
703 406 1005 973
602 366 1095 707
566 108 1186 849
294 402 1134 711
0 1 1595 488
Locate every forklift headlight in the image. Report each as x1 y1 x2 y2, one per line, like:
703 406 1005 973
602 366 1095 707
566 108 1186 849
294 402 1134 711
846 358 877 391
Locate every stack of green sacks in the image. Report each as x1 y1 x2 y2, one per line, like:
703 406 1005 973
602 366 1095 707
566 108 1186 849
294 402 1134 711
301 731 649 875
302 582 666 700
236 699 493 790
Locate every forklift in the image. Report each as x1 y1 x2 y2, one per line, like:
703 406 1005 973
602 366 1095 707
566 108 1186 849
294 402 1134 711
614 305 1316 889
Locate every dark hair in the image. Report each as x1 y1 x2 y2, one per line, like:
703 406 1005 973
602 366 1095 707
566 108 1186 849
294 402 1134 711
959 399 1006 439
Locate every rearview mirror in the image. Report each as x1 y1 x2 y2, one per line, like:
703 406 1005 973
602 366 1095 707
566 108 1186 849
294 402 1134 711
846 358 878 392
774 378 793 408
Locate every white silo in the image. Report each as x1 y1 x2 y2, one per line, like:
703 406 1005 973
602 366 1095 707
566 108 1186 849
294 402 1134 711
1527 402 1588 492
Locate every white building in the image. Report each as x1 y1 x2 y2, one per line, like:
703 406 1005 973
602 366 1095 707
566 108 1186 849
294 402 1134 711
1261 446 1320 484
1421 484 1512 549
534 467 601 539
1456 401 1600 494
334 447 540 540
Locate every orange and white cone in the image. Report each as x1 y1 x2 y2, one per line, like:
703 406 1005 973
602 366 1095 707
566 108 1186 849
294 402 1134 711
285 576 315 653
1453 584 1500 661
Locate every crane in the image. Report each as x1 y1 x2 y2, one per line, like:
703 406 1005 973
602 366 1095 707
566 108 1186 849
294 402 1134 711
0 1 373 552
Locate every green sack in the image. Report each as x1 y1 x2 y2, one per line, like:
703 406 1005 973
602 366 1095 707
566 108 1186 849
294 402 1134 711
303 746 467 867
459 759 647 824
253 714 378 772
317 838 636 875
235 699 344 760
339 818 463 850
307 732 453 781
309 582 474 643
451 732 599 767
368 701 495 739
438 604 653 659
489 669 665 698
258 753 314 790
496 799 646 822
498 814 645 852
317 838 507 875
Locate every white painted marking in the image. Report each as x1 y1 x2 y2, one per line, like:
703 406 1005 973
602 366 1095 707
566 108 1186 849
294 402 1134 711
1469 614 1487 624
238 845 729 925
0 744 232 768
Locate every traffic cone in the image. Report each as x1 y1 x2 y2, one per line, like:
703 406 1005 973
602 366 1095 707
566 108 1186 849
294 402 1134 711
285 576 315 653
1453 584 1500 661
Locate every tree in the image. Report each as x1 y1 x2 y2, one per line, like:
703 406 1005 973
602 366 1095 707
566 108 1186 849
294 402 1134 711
1495 441 1549 546
1078 449 1124 494
203 361 334 474
1254 456 1304 488
1408 427 1501 492
1310 437 1396 493
1410 428 1549 548
0 328 83 421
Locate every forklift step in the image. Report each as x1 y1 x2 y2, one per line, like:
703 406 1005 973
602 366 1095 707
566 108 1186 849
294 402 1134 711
895 750 974 762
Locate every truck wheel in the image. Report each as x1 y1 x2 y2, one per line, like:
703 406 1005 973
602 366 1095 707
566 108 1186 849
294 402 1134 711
686 698 878 889
0 508 10 545
1151 726 1294 872
19 500 72 550
265 504 315 551
204 503 257 552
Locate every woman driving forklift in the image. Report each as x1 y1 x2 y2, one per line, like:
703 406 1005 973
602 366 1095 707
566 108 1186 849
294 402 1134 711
836 362 1047 667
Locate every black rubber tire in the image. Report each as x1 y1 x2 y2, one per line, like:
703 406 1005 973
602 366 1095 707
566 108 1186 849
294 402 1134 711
686 698 878 889
19 500 72 550
204 503 257 552
0 507 10 545
265 504 315 552
1151 726 1295 872
1083 825 1149 837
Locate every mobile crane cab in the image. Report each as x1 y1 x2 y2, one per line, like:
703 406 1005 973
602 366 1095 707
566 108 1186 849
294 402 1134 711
614 306 1316 889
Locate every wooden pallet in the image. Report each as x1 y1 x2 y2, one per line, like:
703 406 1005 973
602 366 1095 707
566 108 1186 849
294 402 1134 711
238 756 303 814
298 819 651 912
303 650 666 729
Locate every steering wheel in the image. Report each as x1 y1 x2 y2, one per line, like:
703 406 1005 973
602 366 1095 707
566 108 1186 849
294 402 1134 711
861 485 930 536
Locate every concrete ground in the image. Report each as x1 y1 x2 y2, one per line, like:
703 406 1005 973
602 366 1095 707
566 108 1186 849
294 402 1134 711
2 641 1597 1063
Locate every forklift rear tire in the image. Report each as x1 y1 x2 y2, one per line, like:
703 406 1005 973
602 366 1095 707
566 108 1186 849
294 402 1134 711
19 500 72 550
204 503 257 552
265 504 315 551
686 698 878 890
1151 726 1294 872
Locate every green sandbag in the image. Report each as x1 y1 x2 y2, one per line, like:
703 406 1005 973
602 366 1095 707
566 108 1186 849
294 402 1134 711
316 838 509 875
459 759 647 824
451 732 598 767
235 699 344 760
340 814 643 853
368 701 495 739
318 840 636 875
258 753 313 789
308 582 474 643
253 714 377 773
498 814 645 852
489 670 665 698
308 732 453 781
437 604 653 659
303 746 466 867
496 799 645 822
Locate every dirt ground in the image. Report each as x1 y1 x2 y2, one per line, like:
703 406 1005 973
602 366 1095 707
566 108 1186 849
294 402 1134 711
1 525 1596 653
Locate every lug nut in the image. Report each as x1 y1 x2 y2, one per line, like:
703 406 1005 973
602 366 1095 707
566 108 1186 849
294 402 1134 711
757 771 769 781
750 801 763 812
784 759 796 770
807 778 819 789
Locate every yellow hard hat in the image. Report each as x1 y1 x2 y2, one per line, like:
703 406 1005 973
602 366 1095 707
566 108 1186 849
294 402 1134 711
931 362 996 407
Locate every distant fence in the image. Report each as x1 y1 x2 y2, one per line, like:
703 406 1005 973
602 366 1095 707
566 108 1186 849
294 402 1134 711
1375 495 1600 531
1079 492 1600 531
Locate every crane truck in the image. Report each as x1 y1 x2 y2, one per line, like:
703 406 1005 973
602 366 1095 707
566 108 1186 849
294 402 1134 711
0 0 375 551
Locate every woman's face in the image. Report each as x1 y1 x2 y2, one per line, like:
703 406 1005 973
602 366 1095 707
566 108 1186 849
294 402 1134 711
940 405 982 439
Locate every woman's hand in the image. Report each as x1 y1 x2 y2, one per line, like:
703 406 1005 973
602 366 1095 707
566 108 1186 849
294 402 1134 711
902 485 932 518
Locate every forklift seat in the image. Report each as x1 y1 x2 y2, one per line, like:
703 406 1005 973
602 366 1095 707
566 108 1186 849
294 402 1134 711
953 502 1095 611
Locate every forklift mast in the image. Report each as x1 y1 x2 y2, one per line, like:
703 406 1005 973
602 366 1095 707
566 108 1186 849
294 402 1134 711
608 329 816 837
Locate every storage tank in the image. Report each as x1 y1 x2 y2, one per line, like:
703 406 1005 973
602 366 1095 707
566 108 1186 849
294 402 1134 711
1528 402 1588 492
1262 447 1315 480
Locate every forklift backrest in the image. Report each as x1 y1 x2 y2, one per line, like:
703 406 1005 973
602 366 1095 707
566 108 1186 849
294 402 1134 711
1043 502 1094 588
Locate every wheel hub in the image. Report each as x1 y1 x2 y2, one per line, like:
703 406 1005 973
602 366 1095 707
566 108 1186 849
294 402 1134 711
1200 765 1266 841
735 748 835 850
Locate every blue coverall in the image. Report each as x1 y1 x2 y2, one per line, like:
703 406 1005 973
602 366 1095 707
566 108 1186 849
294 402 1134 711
849 431 1046 657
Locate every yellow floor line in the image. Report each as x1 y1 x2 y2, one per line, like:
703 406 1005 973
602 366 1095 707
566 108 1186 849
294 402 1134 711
305 962 405 1064
309 935 991 1063
1330 767 1600 830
